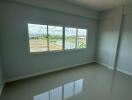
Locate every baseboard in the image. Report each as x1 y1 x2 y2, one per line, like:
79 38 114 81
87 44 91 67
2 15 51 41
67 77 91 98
5 60 95 83
96 61 114 70
117 68 132 76
97 61 132 76
0 82 5 96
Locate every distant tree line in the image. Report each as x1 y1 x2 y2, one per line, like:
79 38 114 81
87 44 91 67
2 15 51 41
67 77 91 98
30 34 76 40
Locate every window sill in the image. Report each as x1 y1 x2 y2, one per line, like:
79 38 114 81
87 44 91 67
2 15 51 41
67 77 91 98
29 48 87 55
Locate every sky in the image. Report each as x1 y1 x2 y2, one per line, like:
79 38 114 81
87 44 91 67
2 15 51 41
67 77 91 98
28 24 87 36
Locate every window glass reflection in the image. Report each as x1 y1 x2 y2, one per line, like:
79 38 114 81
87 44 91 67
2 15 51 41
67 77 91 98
34 79 84 100
74 79 83 95
50 87 62 100
34 91 49 100
64 82 74 99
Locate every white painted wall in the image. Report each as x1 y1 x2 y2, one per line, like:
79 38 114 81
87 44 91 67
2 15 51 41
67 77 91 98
0 1 98 82
97 7 123 69
0 59 2 86
0 57 3 95
10 0 99 20
0 18 4 95
97 3 132 75
116 4 132 75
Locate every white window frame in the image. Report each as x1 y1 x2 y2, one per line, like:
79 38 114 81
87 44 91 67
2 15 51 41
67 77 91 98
27 23 88 54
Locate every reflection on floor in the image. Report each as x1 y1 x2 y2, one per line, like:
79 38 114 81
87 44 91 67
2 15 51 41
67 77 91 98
34 79 83 100
1 63 132 100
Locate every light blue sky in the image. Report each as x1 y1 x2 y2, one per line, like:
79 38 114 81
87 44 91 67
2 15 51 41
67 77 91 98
28 24 87 36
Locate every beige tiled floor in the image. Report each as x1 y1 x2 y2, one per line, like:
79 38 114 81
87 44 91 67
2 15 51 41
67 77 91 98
0 63 132 100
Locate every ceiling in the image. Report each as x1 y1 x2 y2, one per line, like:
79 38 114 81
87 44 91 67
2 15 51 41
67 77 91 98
65 0 132 11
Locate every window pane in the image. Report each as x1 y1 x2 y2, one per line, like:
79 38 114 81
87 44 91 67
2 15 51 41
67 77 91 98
28 24 48 52
65 27 76 49
77 29 87 48
48 26 63 51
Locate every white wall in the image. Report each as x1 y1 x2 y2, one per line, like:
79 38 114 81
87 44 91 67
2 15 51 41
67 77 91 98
97 7 123 69
0 16 4 95
97 3 132 75
10 0 99 20
0 57 3 95
0 1 98 82
0 60 2 86
116 4 132 75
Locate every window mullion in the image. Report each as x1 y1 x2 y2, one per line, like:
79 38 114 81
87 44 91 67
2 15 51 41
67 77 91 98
76 29 78 49
63 27 65 50
47 25 49 51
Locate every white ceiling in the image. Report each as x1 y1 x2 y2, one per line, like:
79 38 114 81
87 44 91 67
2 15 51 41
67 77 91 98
65 0 132 11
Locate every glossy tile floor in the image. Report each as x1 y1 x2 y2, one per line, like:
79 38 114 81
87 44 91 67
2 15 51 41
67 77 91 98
1 63 132 100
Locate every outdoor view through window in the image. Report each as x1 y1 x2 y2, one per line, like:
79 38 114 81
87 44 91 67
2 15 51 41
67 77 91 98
48 26 63 51
65 27 76 49
28 23 87 53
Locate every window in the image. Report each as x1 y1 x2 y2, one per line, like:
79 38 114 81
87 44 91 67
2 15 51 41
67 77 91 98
28 24 48 52
65 27 76 49
28 23 87 53
77 29 87 49
48 26 63 51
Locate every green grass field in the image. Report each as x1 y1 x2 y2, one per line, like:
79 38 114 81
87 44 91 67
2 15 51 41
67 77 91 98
29 36 86 52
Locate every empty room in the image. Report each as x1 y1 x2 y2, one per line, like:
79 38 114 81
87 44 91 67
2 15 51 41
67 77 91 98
0 0 132 100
